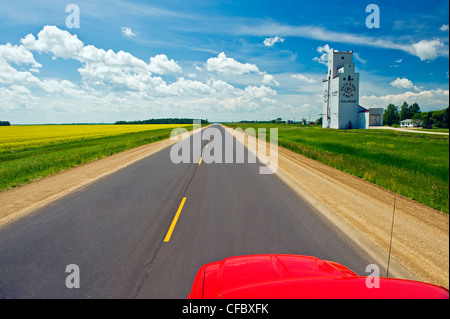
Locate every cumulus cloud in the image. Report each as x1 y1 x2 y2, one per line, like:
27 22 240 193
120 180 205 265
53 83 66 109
0 43 42 68
244 85 276 99
20 26 185 91
263 36 284 47
262 73 280 87
121 27 137 38
148 54 182 74
0 25 295 123
390 77 419 91
21 26 84 59
313 44 332 65
291 73 317 84
410 39 445 61
361 89 449 111
157 77 214 96
440 24 449 32
0 58 41 87
208 79 237 94
206 52 259 75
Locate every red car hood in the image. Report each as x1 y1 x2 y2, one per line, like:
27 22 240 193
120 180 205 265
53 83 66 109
188 254 449 299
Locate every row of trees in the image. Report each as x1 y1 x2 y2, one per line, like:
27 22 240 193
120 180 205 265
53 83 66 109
115 118 209 125
0 121 11 126
383 102 449 129
415 108 450 129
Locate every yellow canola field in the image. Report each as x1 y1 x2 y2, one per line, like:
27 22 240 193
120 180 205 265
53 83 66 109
0 124 189 152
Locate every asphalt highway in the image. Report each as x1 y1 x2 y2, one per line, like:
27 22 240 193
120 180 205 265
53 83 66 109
0 125 375 298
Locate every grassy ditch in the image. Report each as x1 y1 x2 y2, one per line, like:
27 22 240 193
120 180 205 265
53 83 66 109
226 123 449 214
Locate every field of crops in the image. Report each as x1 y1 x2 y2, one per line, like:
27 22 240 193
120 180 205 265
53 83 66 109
0 124 187 152
226 123 449 214
0 124 192 191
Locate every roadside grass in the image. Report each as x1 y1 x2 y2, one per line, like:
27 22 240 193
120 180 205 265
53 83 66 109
0 124 192 191
415 128 449 133
226 123 449 214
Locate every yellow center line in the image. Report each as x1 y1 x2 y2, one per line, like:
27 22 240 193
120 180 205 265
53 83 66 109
164 197 187 242
198 156 203 166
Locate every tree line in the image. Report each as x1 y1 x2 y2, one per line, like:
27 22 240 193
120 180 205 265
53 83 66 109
383 102 449 129
115 118 209 125
0 121 11 126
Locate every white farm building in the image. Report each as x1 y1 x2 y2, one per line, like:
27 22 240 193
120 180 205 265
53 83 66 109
322 50 383 129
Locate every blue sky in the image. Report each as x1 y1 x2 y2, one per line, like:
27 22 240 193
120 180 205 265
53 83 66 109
0 0 448 124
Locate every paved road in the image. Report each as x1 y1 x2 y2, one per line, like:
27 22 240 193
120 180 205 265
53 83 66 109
0 125 375 298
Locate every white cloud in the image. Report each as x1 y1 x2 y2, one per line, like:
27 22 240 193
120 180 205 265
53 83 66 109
291 73 317 84
0 58 41 87
353 52 367 64
121 27 137 38
440 24 449 32
390 77 414 89
311 39 445 65
21 26 84 60
410 39 445 61
313 44 332 65
2 26 296 122
262 73 280 87
0 43 42 68
157 77 214 96
208 79 237 94
243 85 276 99
390 77 420 91
148 54 182 74
206 52 259 75
237 22 449 61
263 36 284 47
20 26 185 92
361 89 449 111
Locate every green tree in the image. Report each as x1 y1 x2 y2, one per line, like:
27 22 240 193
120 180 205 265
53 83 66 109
442 107 449 128
383 104 399 126
409 102 421 116
400 101 411 121
422 111 433 129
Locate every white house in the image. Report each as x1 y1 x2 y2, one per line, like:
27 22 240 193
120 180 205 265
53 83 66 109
401 119 422 128
322 50 383 129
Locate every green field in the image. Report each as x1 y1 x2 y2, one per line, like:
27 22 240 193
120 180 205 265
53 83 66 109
0 124 192 191
226 123 449 214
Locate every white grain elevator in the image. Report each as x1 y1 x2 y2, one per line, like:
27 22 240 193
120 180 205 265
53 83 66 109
322 50 383 129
